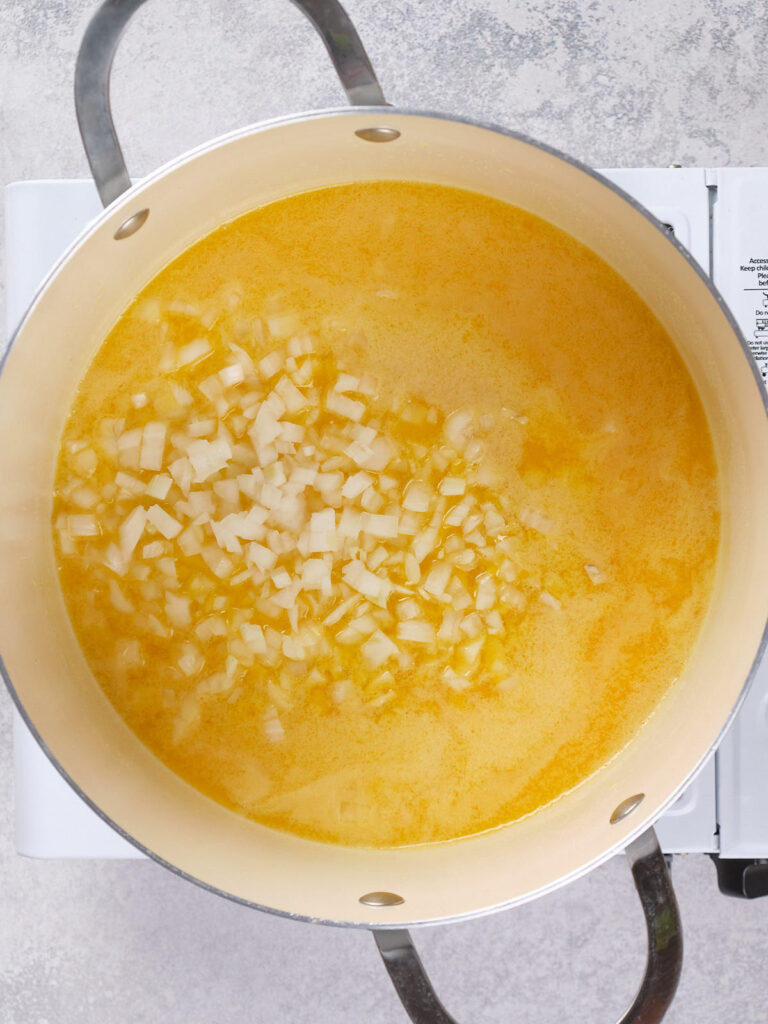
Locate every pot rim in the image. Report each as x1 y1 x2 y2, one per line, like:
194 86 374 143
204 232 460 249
3 103 768 930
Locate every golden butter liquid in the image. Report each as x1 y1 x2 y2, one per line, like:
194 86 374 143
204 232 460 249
53 182 719 847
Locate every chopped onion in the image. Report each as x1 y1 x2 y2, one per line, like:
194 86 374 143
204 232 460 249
139 421 167 471
443 667 470 691
341 471 373 499
187 438 232 482
361 513 399 539
177 338 212 367
361 629 399 669
326 391 365 422
146 505 182 540
56 331 544 736
439 477 466 496
119 507 146 559
397 620 435 644
68 514 99 537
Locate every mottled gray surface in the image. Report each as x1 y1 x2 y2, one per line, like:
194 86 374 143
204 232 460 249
2 1 768 1021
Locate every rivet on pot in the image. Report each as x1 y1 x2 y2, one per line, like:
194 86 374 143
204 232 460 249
355 127 401 143
113 208 150 240
610 793 645 825
359 891 405 907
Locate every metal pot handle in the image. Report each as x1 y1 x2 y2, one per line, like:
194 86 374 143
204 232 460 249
74 0 387 210
373 827 683 1024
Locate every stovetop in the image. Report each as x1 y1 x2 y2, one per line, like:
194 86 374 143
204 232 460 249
5 170 768 863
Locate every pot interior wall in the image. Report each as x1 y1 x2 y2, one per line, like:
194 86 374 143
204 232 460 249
1 110 767 926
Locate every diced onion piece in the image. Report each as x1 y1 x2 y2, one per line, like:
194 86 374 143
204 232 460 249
397 620 435 644
173 696 200 744
439 477 466 496
539 590 562 610
142 541 164 559
323 594 360 627
423 561 452 600
275 375 307 413
287 334 314 357
326 391 365 422
279 422 305 444
520 508 554 535
301 558 331 593
444 409 473 451
210 517 243 554
246 542 278 572
404 553 421 584
460 612 483 639
109 579 134 613
249 404 281 447
188 418 216 437
147 504 182 539
119 507 146 560
437 608 462 644
361 513 399 539
585 564 606 584
475 573 497 611
178 645 203 677
342 560 392 606
240 622 267 654
500 584 525 611
72 447 98 477
169 456 193 495
484 508 506 536
68 514 99 537
263 706 285 742
165 593 191 628
331 679 350 703
146 474 172 500
367 546 388 571
403 481 432 512
177 338 212 367
282 635 305 660
170 383 193 407
310 509 335 532
267 313 301 339
290 466 317 487
360 487 384 513
334 373 360 393
139 421 167 471
485 609 504 634
361 629 399 669
219 362 245 387
396 598 421 621
443 667 471 691
271 568 292 589
103 542 125 576
258 350 283 378
187 438 232 483
344 440 374 467
341 471 373 499
362 437 395 471
338 507 362 539
201 546 234 579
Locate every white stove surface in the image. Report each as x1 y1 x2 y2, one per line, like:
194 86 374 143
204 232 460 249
5 171 768 859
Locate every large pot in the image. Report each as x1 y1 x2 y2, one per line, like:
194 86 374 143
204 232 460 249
2 1 768 1020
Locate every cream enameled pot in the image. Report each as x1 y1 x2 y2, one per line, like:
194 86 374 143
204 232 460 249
2 2 768 1020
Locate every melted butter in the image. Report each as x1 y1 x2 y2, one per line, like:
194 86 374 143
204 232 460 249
54 182 719 847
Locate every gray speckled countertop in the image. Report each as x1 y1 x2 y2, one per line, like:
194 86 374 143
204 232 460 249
2 2 768 1022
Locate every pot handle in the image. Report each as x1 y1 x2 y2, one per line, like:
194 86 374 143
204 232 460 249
75 0 387 209
372 827 682 1024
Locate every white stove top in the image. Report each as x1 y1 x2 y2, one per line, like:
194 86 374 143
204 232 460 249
5 171 768 860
